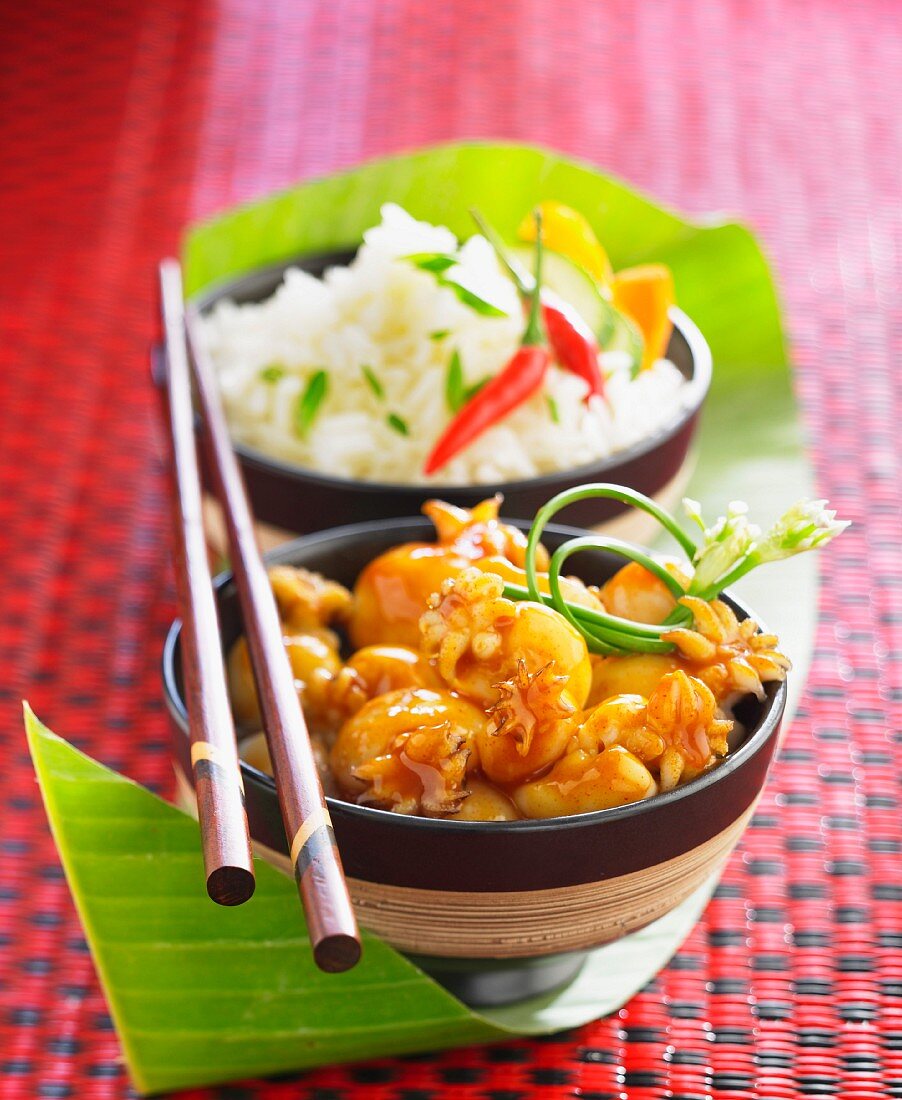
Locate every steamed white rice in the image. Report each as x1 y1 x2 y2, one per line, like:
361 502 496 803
201 204 689 485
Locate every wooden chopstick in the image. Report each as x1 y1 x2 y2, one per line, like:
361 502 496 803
158 260 256 907
181 282 362 974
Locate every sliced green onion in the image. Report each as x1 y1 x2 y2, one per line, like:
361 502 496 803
445 350 491 413
361 365 384 399
405 253 509 318
259 363 285 383
442 279 508 317
445 350 466 413
546 395 560 423
386 413 409 436
294 370 328 438
404 252 458 274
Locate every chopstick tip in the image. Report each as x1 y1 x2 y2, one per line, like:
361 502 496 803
314 933 363 973
207 864 256 907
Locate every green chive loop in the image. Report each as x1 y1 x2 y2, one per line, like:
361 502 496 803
501 582 687 640
513 483 699 655
548 538 688 655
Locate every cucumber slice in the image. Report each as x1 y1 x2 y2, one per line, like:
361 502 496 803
603 306 645 379
593 295 618 348
503 244 642 375
508 245 610 342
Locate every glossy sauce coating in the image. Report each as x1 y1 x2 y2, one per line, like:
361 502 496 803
230 499 790 820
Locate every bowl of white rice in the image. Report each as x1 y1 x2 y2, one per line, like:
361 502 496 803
182 205 710 534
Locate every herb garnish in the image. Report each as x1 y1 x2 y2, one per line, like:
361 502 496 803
502 485 848 656
259 364 285 383
546 395 561 423
445 350 466 413
421 212 549 475
405 252 458 274
361 365 384 399
445 350 491 413
386 413 409 436
429 329 450 341
404 253 508 318
294 370 328 438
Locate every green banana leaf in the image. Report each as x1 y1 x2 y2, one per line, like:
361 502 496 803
27 707 718 1094
183 141 786 375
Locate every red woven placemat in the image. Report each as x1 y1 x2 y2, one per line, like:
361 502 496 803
1 1 899 1097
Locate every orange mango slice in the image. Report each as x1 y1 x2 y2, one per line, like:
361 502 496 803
611 264 675 371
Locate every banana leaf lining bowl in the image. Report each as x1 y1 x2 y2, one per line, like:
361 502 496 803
176 249 711 536
162 517 785 1005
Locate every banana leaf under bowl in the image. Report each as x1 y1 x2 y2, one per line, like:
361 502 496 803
175 250 711 536
162 517 786 1007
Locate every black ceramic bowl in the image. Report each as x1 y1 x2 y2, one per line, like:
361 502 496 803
163 518 785 1005
179 250 711 534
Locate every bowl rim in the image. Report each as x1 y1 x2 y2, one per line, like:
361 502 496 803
163 516 787 834
189 246 712 496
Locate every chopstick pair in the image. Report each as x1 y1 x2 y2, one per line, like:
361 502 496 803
159 260 361 973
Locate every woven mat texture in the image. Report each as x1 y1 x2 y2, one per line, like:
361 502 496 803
1 1 900 1097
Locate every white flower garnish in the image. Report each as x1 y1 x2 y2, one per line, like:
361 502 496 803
755 499 850 563
682 497 705 532
681 496 849 597
684 498 760 595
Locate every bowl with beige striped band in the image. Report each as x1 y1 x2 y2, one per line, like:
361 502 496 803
163 518 786 1006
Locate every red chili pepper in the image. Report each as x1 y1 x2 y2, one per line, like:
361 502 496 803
423 346 550 474
470 209 605 401
540 292 605 400
424 216 550 476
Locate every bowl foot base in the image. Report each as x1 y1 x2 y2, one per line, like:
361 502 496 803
405 950 588 1007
